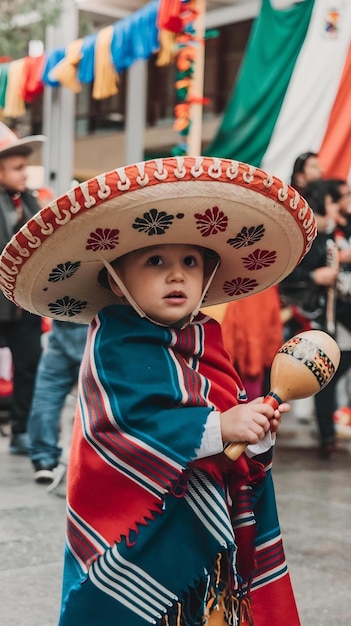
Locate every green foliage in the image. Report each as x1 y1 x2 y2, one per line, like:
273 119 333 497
0 0 62 58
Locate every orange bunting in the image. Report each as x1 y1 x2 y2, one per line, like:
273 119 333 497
174 118 189 132
173 102 190 132
174 103 189 116
176 48 196 72
175 78 191 90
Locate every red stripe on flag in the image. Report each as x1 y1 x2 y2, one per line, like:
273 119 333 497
319 43 351 180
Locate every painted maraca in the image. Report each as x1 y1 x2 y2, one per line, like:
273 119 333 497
224 330 341 461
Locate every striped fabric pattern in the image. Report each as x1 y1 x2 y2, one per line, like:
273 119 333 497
89 547 177 624
184 469 235 548
252 535 288 591
59 305 300 625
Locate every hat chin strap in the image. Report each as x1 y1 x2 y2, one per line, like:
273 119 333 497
99 255 220 329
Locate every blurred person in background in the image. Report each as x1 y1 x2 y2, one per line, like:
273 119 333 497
290 151 337 235
28 319 88 485
327 179 351 436
0 122 45 454
290 151 323 194
279 178 346 458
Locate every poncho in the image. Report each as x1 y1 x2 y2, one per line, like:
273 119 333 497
59 305 300 626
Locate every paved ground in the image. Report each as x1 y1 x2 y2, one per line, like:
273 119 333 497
1 396 351 626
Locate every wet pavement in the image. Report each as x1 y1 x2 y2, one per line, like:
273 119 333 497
1 398 351 626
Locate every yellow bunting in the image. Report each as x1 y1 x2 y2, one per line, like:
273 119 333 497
156 29 176 66
3 59 26 118
50 39 83 93
92 26 119 100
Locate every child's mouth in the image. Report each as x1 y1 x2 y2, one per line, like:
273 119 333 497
165 292 186 300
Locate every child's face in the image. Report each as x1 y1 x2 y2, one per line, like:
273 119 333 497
110 244 205 325
0 155 29 193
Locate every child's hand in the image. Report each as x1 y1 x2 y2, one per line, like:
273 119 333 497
270 401 290 434
220 398 290 445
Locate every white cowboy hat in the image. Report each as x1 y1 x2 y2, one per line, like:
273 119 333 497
0 156 316 324
0 122 45 157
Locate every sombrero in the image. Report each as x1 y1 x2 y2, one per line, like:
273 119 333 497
0 122 45 157
0 156 316 324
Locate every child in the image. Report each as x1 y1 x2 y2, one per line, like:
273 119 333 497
0 156 316 626
0 121 45 454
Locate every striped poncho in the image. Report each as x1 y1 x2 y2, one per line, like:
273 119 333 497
59 305 300 626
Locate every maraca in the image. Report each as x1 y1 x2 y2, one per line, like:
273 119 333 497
224 330 341 460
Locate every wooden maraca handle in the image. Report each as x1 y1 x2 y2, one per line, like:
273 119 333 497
223 330 340 462
224 394 281 461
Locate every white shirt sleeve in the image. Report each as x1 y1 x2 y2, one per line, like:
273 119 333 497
245 431 276 458
194 411 223 458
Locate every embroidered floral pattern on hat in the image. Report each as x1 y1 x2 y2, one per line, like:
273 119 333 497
48 261 81 283
132 208 174 236
48 296 88 317
242 249 277 271
227 225 265 249
194 206 228 237
86 228 119 251
223 277 258 297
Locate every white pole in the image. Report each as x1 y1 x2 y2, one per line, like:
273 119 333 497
187 0 206 157
125 60 147 165
42 0 78 195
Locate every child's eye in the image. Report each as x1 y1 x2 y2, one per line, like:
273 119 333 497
183 255 197 267
148 255 163 266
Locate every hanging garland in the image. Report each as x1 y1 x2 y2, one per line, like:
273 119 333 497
172 0 209 156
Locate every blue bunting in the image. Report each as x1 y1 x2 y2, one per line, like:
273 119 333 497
42 0 160 86
78 33 97 84
111 0 159 72
42 48 66 87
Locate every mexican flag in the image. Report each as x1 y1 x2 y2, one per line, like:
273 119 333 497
206 0 351 183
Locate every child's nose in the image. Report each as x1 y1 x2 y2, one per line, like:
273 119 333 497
168 263 185 281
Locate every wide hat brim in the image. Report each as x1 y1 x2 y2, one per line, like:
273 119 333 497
0 135 46 158
0 135 46 157
0 121 45 157
0 156 316 324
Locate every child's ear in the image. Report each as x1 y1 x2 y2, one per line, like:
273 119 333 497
107 271 124 297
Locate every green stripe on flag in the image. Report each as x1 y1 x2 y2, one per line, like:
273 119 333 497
206 0 315 166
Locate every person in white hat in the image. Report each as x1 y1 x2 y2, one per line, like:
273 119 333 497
0 121 45 454
0 156 316 625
